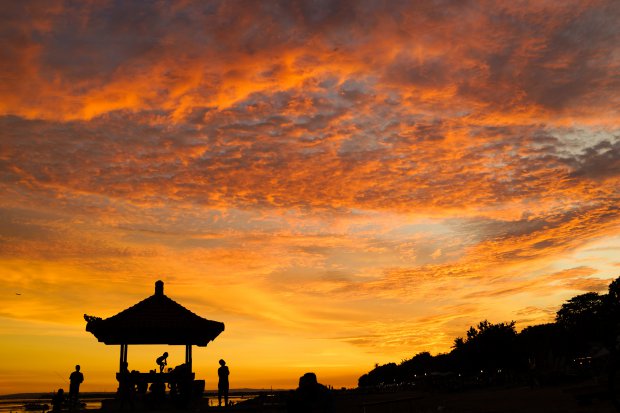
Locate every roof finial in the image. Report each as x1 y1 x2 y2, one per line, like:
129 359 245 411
155 280 164 296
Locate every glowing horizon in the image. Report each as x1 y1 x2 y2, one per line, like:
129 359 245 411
2 0 620 394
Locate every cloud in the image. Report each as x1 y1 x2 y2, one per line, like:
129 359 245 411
3 0 620 219
464 267 599 299
0 0 618 122
3 113 619 218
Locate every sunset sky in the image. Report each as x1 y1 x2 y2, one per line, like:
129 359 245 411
2 0 620 394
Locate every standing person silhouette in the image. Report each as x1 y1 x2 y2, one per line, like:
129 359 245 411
68 365 84 408
217 359 229 407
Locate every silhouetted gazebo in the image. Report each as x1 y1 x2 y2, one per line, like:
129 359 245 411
85 280 224 380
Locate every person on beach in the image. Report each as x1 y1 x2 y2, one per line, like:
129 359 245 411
288 372 333 413
156 352 168 373
69 365 84 407
51 388 65 412
218 359 230 407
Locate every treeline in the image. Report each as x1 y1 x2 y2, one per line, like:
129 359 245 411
358 276 620 388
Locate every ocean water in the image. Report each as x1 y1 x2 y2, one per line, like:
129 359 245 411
205 395 254 406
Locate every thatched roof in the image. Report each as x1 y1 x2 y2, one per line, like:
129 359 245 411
85 281 224 346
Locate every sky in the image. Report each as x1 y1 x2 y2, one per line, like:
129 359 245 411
1 0 620 394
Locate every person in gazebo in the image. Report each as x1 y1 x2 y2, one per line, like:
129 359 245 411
156 352 168 373
118 361 135 410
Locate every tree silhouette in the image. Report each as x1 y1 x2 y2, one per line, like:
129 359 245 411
452 320 518 377
556 292 605 328
359 276 620 392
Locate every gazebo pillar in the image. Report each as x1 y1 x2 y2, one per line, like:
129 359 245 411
119 344 128 372
185 345 192 372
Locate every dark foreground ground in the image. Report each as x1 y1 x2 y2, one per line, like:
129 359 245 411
3 383 617 413
224 382 618 413
333 384 617 413
124 384 618 412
